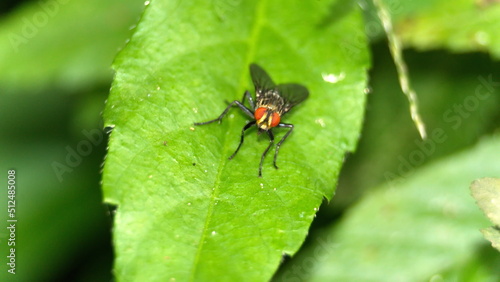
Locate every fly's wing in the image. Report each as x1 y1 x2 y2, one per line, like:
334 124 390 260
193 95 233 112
250 64 275 96
276 83 309 113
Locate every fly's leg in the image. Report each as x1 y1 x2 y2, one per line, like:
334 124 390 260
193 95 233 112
223 91 255 112
229 121 256 160
273 123 293 169
259 130 275 177
194 100 253 125
243 90 255 110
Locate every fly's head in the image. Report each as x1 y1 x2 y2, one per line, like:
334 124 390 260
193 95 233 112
254 106 280 131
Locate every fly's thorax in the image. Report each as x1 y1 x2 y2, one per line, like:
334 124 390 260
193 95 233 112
256 89 286 115
254 107 280 130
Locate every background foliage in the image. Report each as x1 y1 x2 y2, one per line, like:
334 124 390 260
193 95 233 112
0 0 499 281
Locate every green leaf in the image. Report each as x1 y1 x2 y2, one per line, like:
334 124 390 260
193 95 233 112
392 0 500 59
279 135 500 281
102 0 369 280
471 177 500 251
332 47 500 208
482 227 500 252
471 177 500 226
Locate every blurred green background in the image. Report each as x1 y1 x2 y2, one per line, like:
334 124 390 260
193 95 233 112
0 0 144 280
0 0 499 280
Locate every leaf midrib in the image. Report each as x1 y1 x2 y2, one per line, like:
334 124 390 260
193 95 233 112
188 0 268 279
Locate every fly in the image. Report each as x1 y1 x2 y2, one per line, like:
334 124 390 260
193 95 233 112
194 63 309 177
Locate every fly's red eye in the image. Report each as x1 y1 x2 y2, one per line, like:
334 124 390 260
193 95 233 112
270 112 281 127
254 107 267 120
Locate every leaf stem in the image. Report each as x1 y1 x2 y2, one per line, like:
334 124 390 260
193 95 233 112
373 0 427 139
